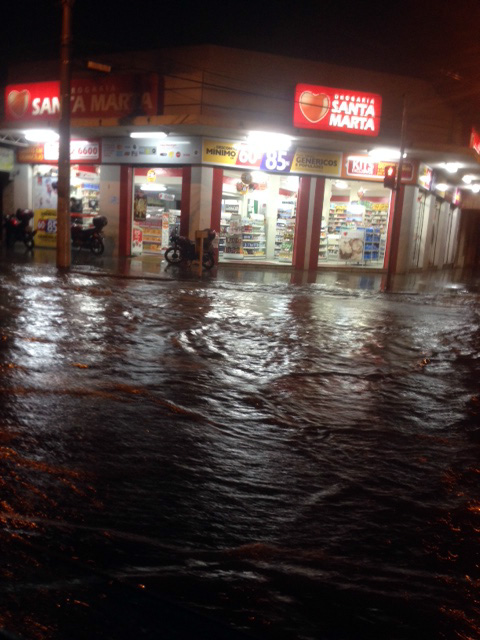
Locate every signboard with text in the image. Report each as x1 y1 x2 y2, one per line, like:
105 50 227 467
102 137 201 164
5 74 160 122
343 156 414 182
470 128 480 155
17 139 100 164
294 84 382 137
202 139 342 176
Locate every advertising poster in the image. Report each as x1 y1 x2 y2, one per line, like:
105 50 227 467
131 226 143 255
33 175 58 210
33 209 57 248
338 228 365 263
161 214 170 248
202 139 341 177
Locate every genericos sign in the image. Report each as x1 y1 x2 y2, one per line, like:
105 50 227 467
294 83 382 137
5 74 160 122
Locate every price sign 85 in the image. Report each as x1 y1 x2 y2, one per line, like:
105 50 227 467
260 150 293 172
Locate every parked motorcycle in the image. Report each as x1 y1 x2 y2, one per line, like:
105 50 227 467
4 209 37 250
165 229 216 270
71 215 107 255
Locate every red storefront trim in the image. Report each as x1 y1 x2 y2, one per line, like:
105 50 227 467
211 168 223 231
383 186 404 272
310 178 326 271
293 177 310 269
119 166 132 257
180 166 191 237
211 168 223 263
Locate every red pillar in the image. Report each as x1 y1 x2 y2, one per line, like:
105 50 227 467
293 177 310 270
210 168 223 263
308 177 326 271
118 165 133 257
384 185 405 274
180 166 191 237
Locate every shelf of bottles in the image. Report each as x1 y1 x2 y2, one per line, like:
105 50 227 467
242 200 266 259
275 197 296 262
222 200 243 259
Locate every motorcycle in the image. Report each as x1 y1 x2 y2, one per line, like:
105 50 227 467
164 229 216 270
71 215 107 255
4 209 37 250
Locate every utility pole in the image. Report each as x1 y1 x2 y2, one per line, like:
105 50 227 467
57 0 74 269
385 95 408 291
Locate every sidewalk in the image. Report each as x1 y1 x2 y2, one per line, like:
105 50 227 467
1 244 478 294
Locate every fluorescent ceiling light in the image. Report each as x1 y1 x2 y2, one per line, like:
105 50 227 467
24 129 59 142
335 180 349 189
435 183 449 191
462 174 474 184
140 184 167 191
471 184 480 193
130 132 167 139
368 147 402 161
246 131 293 150
442 162 461 173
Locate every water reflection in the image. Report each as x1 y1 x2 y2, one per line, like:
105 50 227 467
0 260 479 640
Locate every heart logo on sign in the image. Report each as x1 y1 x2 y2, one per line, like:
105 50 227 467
298 91 330 123
7 89 30 118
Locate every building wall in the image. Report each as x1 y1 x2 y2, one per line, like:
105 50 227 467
99 165 121 257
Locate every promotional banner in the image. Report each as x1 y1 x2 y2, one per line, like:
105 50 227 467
343 156 414 182
202 140 342 177
0 147 14 172
33 209 57 248
5 74 160 122
17 140 100 164
294 84 382 137
102 137 201 164
338 228 365 262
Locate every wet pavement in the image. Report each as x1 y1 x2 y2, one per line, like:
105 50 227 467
1 246 480 640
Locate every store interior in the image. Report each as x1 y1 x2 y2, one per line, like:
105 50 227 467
131 168 182 255
319 178 392 267
219 169 298 264
33 164 100 221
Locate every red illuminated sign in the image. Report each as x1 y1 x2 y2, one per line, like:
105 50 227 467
5 75 160 122
345 156 413 181
293 83 382 137
470 128 480 155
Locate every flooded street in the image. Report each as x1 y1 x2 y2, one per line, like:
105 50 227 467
1 260 479 640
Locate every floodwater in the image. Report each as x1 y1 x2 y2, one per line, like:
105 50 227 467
0 261 479 640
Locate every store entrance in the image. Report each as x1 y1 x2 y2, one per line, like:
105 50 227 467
318 179 392 267
219 170 299 264
131 168 182 255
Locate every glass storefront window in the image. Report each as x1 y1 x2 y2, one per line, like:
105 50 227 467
131 168 182 255
219 170 298 263
32 164 100 248
318 179 392 267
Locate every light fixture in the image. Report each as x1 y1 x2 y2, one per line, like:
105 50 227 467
335 180 349 189
462 174 473 184
24 129 59 142
435 183 449 191
140 184 167 191
130 131 167 139
442 162 461 173
471 184 480 193
246 131 293 150
368 147 402 161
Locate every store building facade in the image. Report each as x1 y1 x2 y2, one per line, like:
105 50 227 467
2 45 479 272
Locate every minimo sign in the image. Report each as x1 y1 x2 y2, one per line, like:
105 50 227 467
293 83 382 137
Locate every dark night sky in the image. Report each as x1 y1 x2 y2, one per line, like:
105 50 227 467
2 0 480 105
